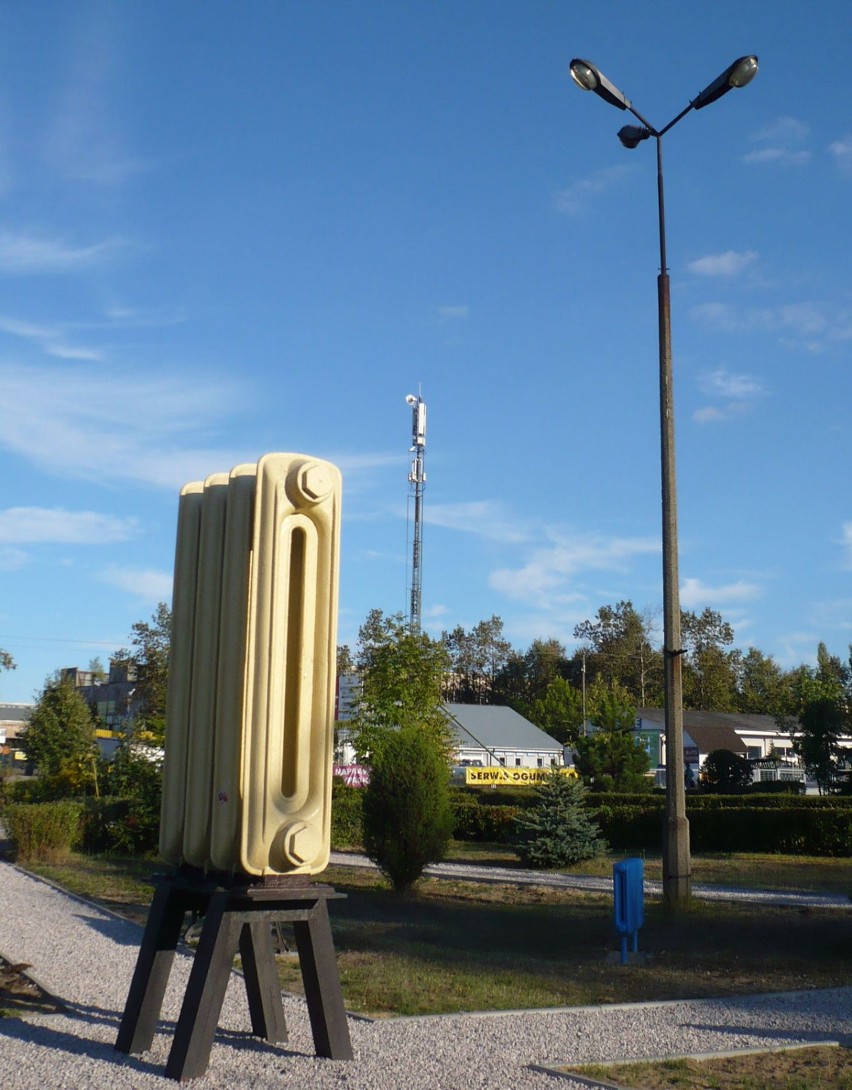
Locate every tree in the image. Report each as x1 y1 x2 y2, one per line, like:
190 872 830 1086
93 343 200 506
700 749 752 793
361 724 455 891
19 676 99 784
681 608 738 711
511 771 607 868
442 615 512 704
530 677 584 746
786 655 848 793
493 637 569 714
573 681 650 792
351 610 451 760
735 647 795 716
573 600 662 706
351 609 454 889
0 648 14 672
112 603 172 742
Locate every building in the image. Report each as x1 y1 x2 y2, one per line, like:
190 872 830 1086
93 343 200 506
633 708 852 790
335 703 564 771
444 703 563 769
61 662 139 732
0 703 34 764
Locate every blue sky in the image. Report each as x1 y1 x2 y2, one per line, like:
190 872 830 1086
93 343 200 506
0 1 850 704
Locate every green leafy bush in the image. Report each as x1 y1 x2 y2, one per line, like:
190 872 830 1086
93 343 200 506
511 772 607 868
362 727 454 891
5 801 83 863
331 778 363 848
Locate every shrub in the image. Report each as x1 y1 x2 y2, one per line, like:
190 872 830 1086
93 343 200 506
511 772 607 868
331 779 363 848
5 801 83 863
361 726 454 891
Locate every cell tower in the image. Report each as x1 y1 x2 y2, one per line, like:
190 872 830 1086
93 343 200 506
405 391 426 634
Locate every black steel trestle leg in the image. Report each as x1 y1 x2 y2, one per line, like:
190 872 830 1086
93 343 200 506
116 875 353 1081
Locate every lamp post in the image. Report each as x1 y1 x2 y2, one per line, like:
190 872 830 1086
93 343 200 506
568 55 758 909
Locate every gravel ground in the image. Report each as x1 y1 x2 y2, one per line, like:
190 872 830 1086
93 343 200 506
1 861 851 1090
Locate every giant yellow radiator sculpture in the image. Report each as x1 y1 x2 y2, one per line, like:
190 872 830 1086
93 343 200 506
117 453 351 1080
160 452 341 876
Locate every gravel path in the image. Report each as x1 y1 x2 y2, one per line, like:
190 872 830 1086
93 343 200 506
1 861 851 1089
330 851 852 910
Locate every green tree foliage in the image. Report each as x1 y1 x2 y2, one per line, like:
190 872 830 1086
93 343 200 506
573 681 650 792
681 608 739 711
0 648 14 672
573 600 662 707
442 615 513 704
784 645 851 793
700 748 753 793
361 725 454 890
735 647 795 716
530 677 584 746
97 739 164 854
511 772 607 868
112 602 172 742
351 610 454 890
19 676 100 784
493 637 570 714
350 609 451 760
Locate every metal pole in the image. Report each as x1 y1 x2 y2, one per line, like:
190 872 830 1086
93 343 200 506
655 135 691 908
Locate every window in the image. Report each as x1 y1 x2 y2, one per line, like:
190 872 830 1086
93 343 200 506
537 758 543 768
515 758 521 767
747 746 762 760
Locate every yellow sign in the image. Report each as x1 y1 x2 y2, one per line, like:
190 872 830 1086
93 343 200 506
465 766 578 786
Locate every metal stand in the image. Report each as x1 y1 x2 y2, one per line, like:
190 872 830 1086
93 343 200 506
115 870 353 1080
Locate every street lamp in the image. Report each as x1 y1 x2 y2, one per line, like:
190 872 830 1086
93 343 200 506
568 55 758 909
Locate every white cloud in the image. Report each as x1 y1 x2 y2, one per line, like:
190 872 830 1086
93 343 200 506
839 522 852 569
555 164 634 215
690 300 849 352
438 305 469 321
425 501 530 544
742 147 811 167
680 576 762 609
743 115 811 168
0 547 27 571
693 368 766 425
0 231 128 274
688 250 758 277
98 565 173 601
0 361 249 489
829 135 852 177
698 369 766 400
0 506 138 544
490 531 659 608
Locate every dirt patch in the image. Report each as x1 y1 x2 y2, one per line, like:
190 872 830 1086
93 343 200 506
0 954 65 1018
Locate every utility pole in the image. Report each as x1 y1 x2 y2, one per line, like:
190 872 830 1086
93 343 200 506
405 392 426 634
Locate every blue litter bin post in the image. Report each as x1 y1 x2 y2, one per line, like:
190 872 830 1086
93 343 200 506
613 858 645 965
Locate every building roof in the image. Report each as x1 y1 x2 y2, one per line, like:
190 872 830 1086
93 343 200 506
443 703 562 754
0 703 33 724
636 708 791 738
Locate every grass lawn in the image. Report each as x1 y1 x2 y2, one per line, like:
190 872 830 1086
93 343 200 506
21 849 852 1018
566 1045 852 1089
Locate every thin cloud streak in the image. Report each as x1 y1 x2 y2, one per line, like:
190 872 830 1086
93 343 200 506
490 532 659 607
0 506 138 544
555 164 634 215
688 250 758 277
680 576 763 609
0 231 129 274
98 565 173 601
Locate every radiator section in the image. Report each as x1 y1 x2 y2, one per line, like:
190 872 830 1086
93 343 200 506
159 453 341 876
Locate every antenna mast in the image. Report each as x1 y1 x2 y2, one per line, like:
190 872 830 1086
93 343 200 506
405 391 426 634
